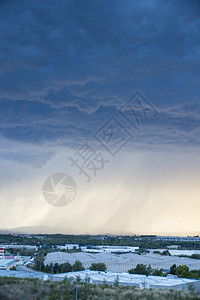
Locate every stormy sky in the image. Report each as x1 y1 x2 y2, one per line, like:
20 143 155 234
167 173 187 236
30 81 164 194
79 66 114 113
0 0 200 234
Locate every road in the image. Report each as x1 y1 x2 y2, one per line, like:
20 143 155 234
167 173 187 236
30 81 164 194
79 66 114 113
16 265 47 275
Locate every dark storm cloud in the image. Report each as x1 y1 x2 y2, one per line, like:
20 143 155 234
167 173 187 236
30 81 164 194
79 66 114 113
0 0 199 157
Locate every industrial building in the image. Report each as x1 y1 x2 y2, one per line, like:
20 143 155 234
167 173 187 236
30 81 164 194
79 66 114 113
0 270 44 280
0 259 15 270
156 236 200 242
81 245 139 253
56 244 139 253
148 249 200 256
0 244 38 250
52 270 200 291
57 244 79 250
44 251 200 272
0 269 199 291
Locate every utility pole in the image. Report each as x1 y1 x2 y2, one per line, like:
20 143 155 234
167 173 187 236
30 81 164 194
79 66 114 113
51 263 53 274
75 276 78 300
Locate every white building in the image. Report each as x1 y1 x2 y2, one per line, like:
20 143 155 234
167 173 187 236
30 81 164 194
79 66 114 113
156 236 200 242
52 270 200 291
148 249 200 257
0 245 38 250
167 245 179 249
44 251 200 272
0 259 15 270
57 244 79 250
81 245 139 253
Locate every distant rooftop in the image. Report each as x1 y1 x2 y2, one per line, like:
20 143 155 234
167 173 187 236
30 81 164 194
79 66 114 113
53 270 200 288
0 269 199 290
0 259 15 269
44 251 200 272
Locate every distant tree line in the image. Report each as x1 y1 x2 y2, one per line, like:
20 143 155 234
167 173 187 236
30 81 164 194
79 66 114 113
128 263 200 280
178 254 200 260
128 264 165 276
89 263 107 272
169 264 200 279
1 233 200 250
33 255 107 274
33 258 85 274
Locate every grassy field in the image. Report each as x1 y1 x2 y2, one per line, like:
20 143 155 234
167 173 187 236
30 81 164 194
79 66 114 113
0 276 199 300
